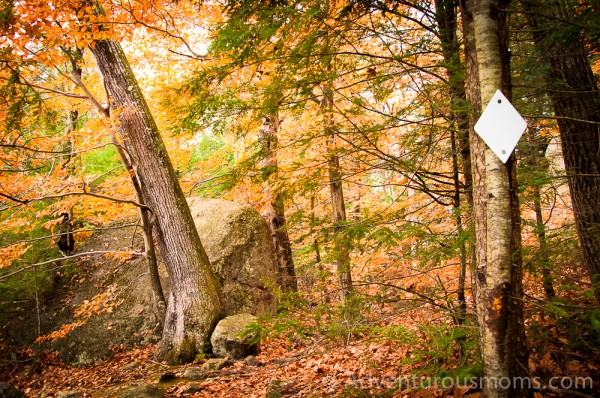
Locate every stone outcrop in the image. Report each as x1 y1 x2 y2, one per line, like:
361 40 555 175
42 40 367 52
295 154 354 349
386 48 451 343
187 198 278 316
7 199 277 366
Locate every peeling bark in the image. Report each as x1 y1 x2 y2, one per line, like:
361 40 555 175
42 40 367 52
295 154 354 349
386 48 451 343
463 0 529 396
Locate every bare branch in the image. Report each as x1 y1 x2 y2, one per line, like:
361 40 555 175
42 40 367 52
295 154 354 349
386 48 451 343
0 250 143 282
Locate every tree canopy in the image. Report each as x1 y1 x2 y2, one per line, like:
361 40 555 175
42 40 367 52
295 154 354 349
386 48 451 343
1 0 599 396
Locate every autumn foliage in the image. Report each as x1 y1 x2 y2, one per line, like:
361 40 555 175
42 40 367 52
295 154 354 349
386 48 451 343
1 0 599 396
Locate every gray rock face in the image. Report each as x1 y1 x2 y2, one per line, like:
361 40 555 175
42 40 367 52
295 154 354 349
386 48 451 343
210 313 259 359
182 366 205 380
8 199 277 366
56 392 83 398
187 198 278 316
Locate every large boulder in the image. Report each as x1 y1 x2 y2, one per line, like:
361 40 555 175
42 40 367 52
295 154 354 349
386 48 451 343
210 313 259 359
187 198 278 316
6 199 277 366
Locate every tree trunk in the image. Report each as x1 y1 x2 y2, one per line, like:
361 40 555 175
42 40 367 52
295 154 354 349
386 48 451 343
322 87 353 303
434 0 471 326
533 184 556 300
525 129 556 299
327 146 353 302
257 114 298 293
315 18 353 303
451 129 468 323
466 0 530 396
88 39 221 364
521 0 600 302
66 46 167 325
311 194 330 303
112 135 167 320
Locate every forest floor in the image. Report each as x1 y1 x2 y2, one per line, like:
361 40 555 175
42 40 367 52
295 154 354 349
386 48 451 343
1 226 599 397
2 307 599 398
1 334 464 397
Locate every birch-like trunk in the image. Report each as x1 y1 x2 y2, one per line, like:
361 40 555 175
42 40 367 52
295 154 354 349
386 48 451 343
467 0 529 396
88 39 221 364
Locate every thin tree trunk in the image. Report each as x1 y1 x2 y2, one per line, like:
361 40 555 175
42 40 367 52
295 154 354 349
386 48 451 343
311 194 330 304
322 87 353 303
466 0 530 396
526 129 556 299
521 0 600 302
257 114 298 293
460 0 482 293
451 130 468 323
533 184 556 299
435 0 470 326
88 39 221 364
61 110 78 171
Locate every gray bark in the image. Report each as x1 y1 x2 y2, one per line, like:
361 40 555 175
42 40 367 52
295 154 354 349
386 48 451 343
88 38 221 364
257 114 298 293
322 87 353 303
521 0 600 302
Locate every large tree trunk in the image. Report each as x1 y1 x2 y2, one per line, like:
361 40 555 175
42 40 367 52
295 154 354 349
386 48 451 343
521 0 600 302
66 46 167 326
257 113 298 293
112 136 167 320
88 39 221 364
465 0 529 396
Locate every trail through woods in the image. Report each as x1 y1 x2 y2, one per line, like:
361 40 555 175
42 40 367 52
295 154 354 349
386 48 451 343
3 323 598 397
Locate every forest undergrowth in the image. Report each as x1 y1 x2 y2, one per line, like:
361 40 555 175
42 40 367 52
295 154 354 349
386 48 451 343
1 270 598 397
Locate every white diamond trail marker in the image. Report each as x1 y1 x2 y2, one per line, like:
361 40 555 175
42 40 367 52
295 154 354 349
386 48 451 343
474 89 527 163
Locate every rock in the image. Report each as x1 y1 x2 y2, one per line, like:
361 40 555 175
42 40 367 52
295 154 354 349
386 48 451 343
6 199 277 367
201 358 233 371
118 383 163 398
158 371 177 382
120 361 141 371
243 355 264 367
266 379 297 398
182 383 204 394
210 313 259 359
187 198 278 316
0 383 25 398
56 392 83 398
182 366 205 380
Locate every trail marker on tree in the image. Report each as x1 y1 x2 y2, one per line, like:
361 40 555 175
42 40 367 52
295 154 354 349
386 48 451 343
474 89 527 163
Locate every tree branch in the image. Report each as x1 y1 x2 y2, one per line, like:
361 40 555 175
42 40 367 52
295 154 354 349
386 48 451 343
0 250 143 282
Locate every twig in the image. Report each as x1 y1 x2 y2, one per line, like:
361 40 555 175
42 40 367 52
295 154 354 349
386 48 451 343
0 251 142 281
